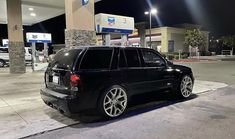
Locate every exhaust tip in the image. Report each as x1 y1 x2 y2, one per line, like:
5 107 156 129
48 102 53 108
59 109 65 114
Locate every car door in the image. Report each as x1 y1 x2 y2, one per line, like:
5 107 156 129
119 48 148 95
140 49 172 92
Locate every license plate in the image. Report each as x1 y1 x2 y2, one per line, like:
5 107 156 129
52 76 59 84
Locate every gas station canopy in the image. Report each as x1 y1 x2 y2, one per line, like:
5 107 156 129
0 0 101 25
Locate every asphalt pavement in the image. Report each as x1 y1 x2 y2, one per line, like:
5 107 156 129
177 61 235 85
0 61 234 139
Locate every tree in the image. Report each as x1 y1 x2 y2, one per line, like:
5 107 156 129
184 29 207 52
220 35 235 55
220 35 235 48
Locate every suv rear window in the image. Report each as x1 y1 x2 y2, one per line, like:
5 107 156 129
80 49 113 70
50 49 82 70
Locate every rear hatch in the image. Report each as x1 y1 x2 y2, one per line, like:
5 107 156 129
45 48 83 95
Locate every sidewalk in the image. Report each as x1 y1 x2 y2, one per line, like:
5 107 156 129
0 71 228 139
0 71 79 139
173 55 235 63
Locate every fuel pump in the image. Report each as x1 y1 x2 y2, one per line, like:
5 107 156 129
26 33 52 71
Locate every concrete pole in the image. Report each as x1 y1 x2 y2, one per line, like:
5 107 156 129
105 34 111 46
31 43 36 71
6 0 26 73
65 0 96 48
136 22 147 48
43 43 48 57
149 12 152 49
121 35 128 46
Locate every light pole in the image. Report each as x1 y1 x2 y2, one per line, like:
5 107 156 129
145 8 158 49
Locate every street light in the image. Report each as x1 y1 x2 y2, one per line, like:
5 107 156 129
145 8 158 48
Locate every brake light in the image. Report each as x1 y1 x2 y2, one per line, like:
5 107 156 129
70 74 80 88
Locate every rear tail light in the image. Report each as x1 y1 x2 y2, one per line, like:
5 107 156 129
70 74 80 88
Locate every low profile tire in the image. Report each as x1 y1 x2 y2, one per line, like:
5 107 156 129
177 75 193 99
98 85 128 119
0 60 5 68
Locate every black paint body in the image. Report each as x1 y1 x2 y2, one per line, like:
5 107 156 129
40 46 194 115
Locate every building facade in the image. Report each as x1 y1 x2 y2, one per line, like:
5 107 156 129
97 25 210 53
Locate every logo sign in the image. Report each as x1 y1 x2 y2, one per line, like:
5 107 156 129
108 17 115 26
26 33 52 43
32 35 38 39
82 0 89 6
2 39 9 47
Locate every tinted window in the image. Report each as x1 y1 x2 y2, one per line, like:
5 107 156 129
119 49 126 68
80 49 113 70
50 49 82 70
142 50 165 67
124 49 140 67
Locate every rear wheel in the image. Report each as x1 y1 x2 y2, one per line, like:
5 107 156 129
178 75 193 98
99 85 128 118
0 60 5 68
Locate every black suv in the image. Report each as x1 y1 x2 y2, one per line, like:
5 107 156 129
41 46 194 118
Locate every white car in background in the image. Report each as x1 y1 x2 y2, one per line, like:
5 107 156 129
0 47 32 67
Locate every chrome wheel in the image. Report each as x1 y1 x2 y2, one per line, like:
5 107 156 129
103 87 127 117
180 75 193 98
0 60 5 68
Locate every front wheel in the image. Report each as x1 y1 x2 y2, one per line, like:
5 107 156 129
178 75 193 98
0 60 6 68
98 85 128 118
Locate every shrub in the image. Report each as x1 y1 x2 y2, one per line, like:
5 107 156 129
181 54 189 59
174 55 179 59
167 54 175 60
200 51 212 56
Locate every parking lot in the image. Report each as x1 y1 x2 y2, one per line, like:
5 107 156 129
0 61 234 139
30 85 235 139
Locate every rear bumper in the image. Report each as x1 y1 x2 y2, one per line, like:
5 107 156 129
40 88 86 116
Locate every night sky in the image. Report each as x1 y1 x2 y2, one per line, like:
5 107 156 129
1 0 235 44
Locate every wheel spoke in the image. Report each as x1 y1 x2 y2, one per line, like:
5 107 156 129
119 100 126 110
116 107 122 114
111 89 117 99
105 99 111 105
105 96 112 105
116 92 124 100
186 87 192 92
113 106 118 115
106 105 112 110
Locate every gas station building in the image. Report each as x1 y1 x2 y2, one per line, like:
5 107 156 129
0 0 209 74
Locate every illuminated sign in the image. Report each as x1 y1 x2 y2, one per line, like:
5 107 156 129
82 0 89 6
26 33 52 43
108 17 115 26
95 13 135 34
2 39 9 47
